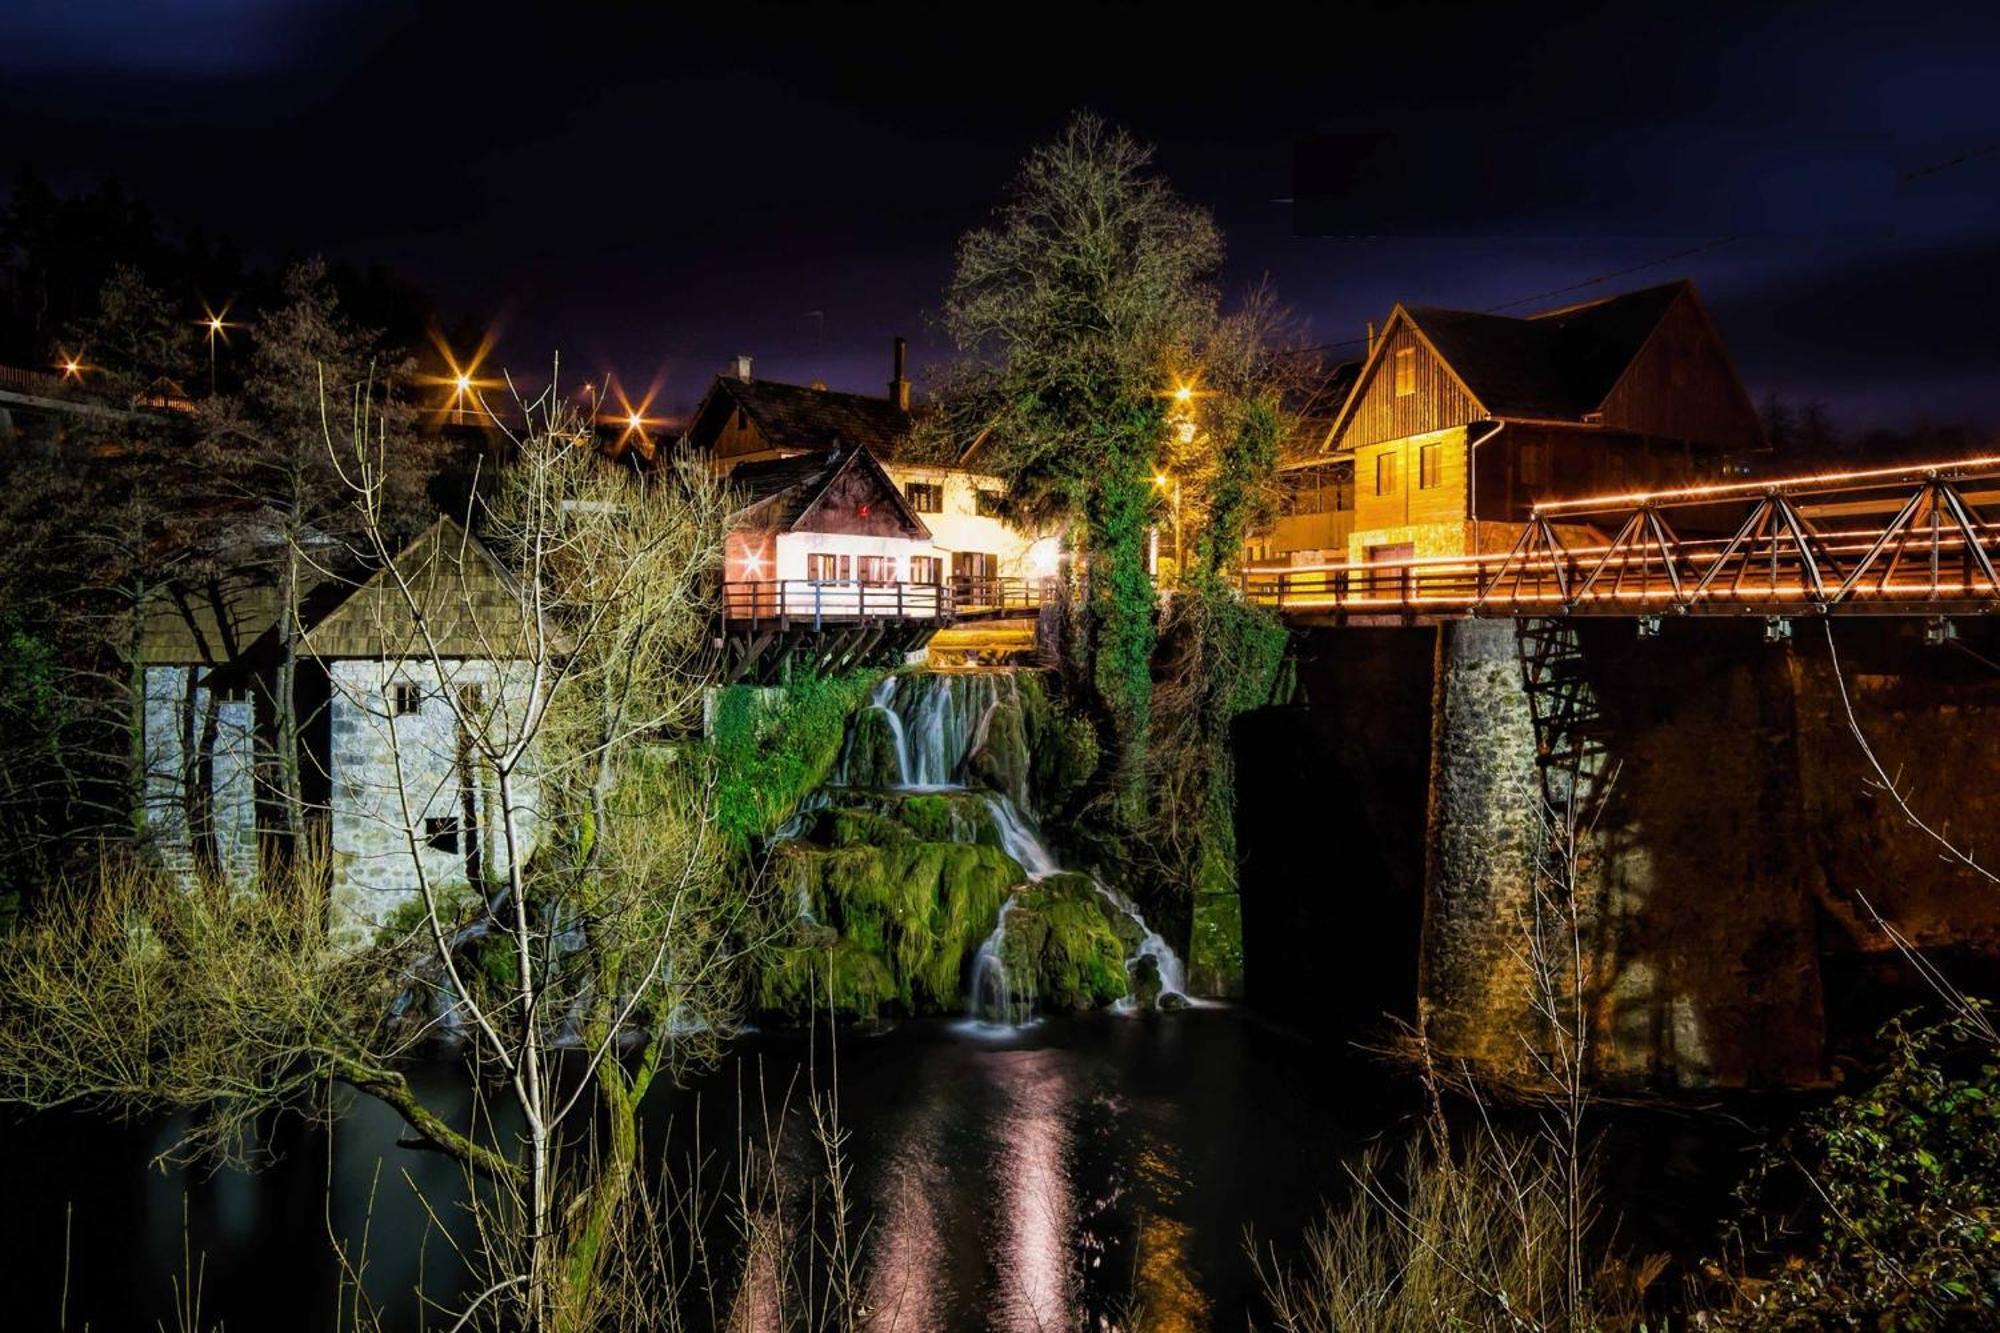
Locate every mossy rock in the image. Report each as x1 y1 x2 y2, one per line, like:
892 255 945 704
1017 671 1101 814
841 705 905 789
1129 954 1163 1009
758 837 1026 1020
998 874 1129 1013
892 791 1001 846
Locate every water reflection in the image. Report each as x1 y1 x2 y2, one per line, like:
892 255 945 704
987 1046 1076 1330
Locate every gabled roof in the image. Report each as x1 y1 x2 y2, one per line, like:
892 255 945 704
301 516 533 660
1324 280 1702 450
691 375 914 458
727 446 931 540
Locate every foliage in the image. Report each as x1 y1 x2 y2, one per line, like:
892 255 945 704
1704 1007 2000 1330
708 669 882 845
927 112 1224 823
1253 1127 1658 1333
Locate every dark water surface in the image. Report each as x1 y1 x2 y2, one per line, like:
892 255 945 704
5 1007 1411 1331
3 1004 1767 1331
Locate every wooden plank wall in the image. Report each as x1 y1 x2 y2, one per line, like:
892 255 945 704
1334 321 1482 452
1598 295 1763 452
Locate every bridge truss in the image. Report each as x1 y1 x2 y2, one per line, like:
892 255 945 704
1246 455 2000 625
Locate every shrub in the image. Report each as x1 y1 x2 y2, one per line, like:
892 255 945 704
1704 1006 2000 1330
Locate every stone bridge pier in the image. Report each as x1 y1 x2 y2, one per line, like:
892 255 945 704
1426 615 2000 1087
1246 617 2000 1089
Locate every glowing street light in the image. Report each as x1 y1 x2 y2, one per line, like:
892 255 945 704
58 352 84 383
198 304 236 395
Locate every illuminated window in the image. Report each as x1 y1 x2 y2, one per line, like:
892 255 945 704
905 482 943 513
389 681 423 716
1419 442 1442 489
1393 346 1416 397
1375 452 1399 496
806 553 851 581
857 555 892 584
909 556 941 584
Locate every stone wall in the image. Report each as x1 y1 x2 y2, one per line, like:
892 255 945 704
1412 618 2000 1089
140 664 258 885
327 658 538 946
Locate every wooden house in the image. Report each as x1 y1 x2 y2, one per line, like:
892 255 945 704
1275 280 1764 568
679 339 1043 595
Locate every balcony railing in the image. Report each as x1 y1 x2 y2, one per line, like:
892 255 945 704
723 579 954 627
949 575 1057 614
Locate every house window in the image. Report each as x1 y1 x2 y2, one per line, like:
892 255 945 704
424 816 460 853
1419 442 1442 490
908 556 941 584
458 683 484 716
975 489 1004 518
806 553 850 582
733 408 749 432
1393 346 1416 397
905 482 943 513
389 681 423 716
953 551 997 581
1375 452 1399 496
857 555 893 584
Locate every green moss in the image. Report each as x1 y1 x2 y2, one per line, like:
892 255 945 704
893 792 1000 846
841 705 904 789
757 833 1026 1020
1000 873 1128 1012
1018 671 1102 814
708 669 881 845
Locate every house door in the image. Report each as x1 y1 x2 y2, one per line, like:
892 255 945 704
1366 542 1415 603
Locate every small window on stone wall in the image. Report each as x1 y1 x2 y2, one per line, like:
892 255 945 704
390 681 423 715
458 683 485 716
425 816 461 853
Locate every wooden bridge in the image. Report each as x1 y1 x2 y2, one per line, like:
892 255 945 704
1246 455 2000 629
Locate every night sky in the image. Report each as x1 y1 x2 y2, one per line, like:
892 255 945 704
3 1 1997 431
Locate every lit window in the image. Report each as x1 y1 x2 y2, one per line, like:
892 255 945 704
1375 452 1399 496
1419 442 1442 489
389 681 423 716
1393 346 1416 397
905 482 943 513
857 555 892 584
909 556 940 584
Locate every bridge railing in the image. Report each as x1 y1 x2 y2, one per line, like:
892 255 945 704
723 579 955 628
1244 454 2000 619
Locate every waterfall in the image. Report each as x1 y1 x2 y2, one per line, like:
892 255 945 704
1094 883 1191 1006
983 793 1058 877
965 895 1029 1025
802 668 1197 1024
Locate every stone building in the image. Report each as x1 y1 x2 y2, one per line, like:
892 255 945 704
137 515 539 944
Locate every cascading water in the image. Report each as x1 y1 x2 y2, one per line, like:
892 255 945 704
803 669 1193 1022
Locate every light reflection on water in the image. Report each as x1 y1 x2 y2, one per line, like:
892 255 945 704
9 1008 1397 1333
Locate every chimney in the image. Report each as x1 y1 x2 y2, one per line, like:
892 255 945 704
889 335 910 412
734 354 753 382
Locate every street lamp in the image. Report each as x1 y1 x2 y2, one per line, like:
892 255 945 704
198 305 235 395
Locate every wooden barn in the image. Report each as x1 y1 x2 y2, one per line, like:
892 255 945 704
1268 279 1765 568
